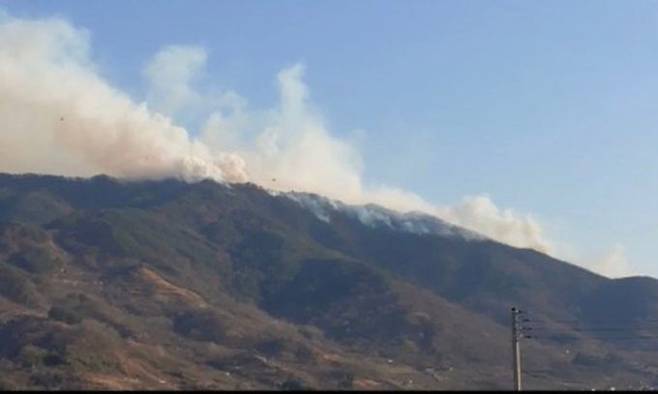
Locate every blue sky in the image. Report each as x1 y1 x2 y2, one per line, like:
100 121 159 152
2 0 658 277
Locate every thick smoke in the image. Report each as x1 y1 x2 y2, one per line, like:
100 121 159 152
438 196 552 253
0 11 633 276
0 13 247 182
195 61 552 253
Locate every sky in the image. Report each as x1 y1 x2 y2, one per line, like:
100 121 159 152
1 0 657 278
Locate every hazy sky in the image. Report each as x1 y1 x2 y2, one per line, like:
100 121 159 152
2 0 658 277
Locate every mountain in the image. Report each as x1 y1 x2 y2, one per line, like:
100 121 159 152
0 172 657 390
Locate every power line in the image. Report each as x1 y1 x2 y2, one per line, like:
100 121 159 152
510 310 658 390
531 335 658 341
521 316 658 325
526 327 658 332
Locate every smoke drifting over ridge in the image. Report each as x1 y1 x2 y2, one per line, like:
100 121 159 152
0 11 630 276
0 13 247 182
149 51 552 254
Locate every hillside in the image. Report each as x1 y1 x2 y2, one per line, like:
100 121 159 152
0 173 657 390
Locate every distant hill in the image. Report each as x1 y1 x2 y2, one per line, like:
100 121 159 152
0 173 657 390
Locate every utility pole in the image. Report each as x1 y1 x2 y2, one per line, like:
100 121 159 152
511 306 522 391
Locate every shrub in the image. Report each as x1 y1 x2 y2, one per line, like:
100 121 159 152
173 309 227 343
0 264 40 306
48 306 83 325
9 247 62 275
17 345 48 368
280 378 306 391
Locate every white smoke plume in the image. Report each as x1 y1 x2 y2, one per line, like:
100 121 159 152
195 61 552 254
584 244 634 279
0 10 630 275
438 196 552 253
143 45 208 117
0 12 247 183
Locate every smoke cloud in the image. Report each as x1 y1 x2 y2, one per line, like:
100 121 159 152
0 11 631 276
194 61 552 253
583 244 633 279
143 45 208 117
438 196 552 253
0 12 247 183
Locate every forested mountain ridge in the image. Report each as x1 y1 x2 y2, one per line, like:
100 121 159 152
0 173 656 390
